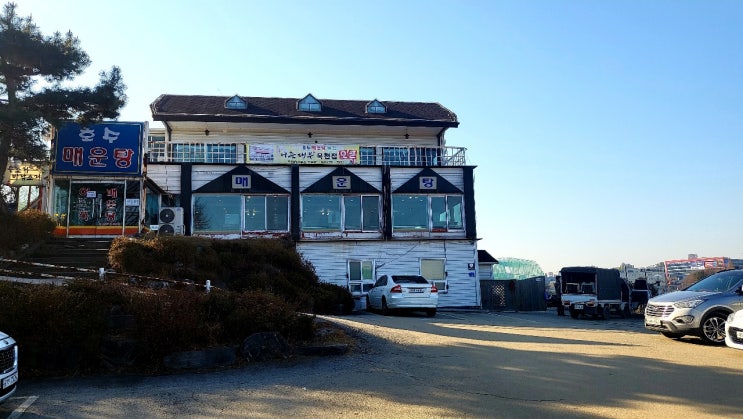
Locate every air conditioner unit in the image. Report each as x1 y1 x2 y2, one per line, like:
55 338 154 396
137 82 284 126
158 207 184 235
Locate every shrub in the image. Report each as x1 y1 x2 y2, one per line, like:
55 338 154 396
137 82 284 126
0 210 56 256
0 280 317 377
311 283 356 315
109 236 353 314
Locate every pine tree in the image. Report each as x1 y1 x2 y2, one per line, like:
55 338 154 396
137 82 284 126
0 2 126 213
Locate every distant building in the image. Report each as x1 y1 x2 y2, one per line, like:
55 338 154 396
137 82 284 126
664 256 731 286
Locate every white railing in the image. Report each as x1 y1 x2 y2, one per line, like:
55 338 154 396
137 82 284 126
147 141 467 166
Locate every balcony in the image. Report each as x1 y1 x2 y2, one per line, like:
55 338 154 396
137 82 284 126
146 141 467 167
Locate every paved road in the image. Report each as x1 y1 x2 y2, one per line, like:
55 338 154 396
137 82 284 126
2 309 743 418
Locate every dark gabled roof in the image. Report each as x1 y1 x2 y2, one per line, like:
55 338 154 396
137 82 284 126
478 250 499 264
150 94 459 128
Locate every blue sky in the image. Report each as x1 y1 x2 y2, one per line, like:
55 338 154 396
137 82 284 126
20 0 743 273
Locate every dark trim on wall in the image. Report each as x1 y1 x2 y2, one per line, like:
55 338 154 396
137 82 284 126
194 165 289 194
291 165 300 241
181 163 192 236
302 166 380 193
463 166 477 240
383 166 392 239
393 167 462 194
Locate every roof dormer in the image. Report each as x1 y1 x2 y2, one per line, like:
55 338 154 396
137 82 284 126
225 95 247 110
366 99 386 114
297 94 322 112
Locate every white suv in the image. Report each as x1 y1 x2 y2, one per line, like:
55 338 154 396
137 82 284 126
0 331 18 404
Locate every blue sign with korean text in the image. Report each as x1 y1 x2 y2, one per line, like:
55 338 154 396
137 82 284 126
53 122 144 175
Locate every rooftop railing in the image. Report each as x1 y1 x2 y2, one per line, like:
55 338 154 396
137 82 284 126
146 141 468 166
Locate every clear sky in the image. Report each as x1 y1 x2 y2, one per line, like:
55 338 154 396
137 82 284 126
19 0 743 274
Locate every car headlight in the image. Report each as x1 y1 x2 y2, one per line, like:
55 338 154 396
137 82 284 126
674 299 705 309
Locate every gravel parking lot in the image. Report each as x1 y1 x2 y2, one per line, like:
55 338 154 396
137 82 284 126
3 309 742 418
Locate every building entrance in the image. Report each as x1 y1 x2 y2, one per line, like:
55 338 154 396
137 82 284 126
64 181 126 237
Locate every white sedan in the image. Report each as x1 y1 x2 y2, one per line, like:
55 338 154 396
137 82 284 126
0 331 18 404
366 274 438 317
725 309 743 350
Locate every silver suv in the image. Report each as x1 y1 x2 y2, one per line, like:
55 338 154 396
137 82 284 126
645 270 743 344
0 331 18 404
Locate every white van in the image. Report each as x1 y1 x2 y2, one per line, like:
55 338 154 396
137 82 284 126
0 331 18 404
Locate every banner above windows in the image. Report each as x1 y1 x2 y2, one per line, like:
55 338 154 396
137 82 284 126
247 143 360 165
53 122 145 176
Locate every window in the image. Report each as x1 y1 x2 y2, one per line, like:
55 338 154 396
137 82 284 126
193 195 242 233
172 144 204 162
392 194 464 232
421 258 446 293
411 148 439 166
366 100 386 114
265 195 289 231
344 195 380 231
349 260 375 295
392 195 428 230
206 144 237 163
361 196 380 230
447 196 463 229
302 195 341 230
225 95 247 110
244 195 289 231
344 196 361 230
171 144 237 163
360 147 376 165
383 147 409 166
298 94 322 112
302 194 380 232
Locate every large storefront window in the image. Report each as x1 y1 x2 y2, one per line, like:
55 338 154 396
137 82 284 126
194 194 288 234
193 195 242 233
392 194 464 232
302 194 380 232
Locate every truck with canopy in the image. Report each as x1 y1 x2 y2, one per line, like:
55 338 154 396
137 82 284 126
560 266 630 319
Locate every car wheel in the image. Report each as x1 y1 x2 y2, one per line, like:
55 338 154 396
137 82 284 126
381 298 390 316
700 312 728 344
661 332 684 339
365 295 372 312
426 308 436 317
602 305 611 320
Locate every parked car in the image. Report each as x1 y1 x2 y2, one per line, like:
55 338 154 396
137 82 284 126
366 274 438 317
0 331 18 404
644 269 743 344
725 309 743 350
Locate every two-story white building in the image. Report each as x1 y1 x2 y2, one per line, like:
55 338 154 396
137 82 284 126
145 93 480 308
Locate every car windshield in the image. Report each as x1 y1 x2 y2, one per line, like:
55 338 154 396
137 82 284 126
392 275 429 284
685 271 743 293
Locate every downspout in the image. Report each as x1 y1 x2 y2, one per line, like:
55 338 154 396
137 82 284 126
436 127 447 166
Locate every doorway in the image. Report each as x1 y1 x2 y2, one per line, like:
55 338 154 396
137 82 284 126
66 181 126 237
